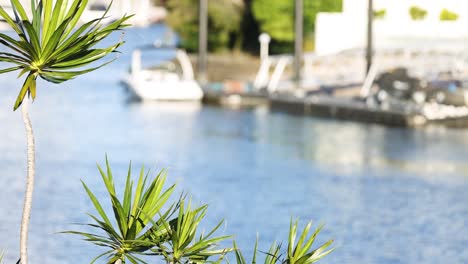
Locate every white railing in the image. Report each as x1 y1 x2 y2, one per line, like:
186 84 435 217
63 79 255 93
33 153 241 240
254 47 468 94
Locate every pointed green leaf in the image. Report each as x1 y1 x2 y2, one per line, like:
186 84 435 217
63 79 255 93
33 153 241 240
81 180 112 226
13 73 34 110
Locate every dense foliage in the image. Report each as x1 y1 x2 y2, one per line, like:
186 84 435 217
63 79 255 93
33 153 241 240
163 0 342 54
165 0 244 52
251 0 342 53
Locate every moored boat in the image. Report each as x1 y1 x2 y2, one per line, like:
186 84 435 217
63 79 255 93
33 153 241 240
122 46 203 102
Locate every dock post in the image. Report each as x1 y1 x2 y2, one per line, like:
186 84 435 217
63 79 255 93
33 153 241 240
259 33 271 62
294 0 303 86
366 0 374 75
198 0 208 84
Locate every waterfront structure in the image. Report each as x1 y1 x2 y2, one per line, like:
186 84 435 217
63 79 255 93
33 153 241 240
0 0 165 28
119 0 166 26
316 0 468 55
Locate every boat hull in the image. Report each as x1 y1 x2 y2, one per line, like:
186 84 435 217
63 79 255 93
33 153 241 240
123 75 204 101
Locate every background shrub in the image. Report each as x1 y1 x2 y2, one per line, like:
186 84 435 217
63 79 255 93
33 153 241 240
440 9 459 21
165 0 244 52
409 6 427 20
373 9 386 20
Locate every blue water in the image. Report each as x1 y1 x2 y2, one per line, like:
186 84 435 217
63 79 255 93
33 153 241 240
0 25 468 264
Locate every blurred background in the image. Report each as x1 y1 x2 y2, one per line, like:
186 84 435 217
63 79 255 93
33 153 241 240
0 0 468 263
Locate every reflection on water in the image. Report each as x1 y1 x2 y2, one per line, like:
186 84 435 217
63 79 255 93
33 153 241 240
0 25 467 264
258 112 468 180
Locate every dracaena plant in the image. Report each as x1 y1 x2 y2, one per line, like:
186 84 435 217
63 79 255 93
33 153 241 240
233 220 334 264
69 158 335 264
156 200 232 263
68 158 231 264
0 0 131 110
233 239 281 264
0 1 131 263
67 159 178 264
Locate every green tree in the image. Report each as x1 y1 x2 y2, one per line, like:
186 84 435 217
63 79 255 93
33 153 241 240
165 0 244 52
0 1 131 263
251 0 342 53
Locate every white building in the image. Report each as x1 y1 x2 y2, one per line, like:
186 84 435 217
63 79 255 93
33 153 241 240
315 0 468 55
0 0 165 28
84 0 166 26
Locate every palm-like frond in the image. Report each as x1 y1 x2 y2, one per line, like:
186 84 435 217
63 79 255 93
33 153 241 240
233 238 281 264
65 158 177 264
286 220 334 264
232 220 333 264
0 0 132 110
158 199 233 263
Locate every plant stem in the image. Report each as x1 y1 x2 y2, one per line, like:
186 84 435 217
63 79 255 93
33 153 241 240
20 96 35 264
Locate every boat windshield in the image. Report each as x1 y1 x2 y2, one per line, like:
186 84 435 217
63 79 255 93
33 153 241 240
148 60 184 76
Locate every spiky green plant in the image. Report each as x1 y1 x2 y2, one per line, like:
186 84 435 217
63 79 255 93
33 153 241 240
156 199 232 263
68 158 233 264
0 0 132 110
286 220 334 264
66 159 177 264
0 1 131 263
233 238 281 264
233 220 333 264
68 159 334 264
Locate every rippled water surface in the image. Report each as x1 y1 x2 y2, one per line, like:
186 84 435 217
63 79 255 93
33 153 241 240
1 25 468 264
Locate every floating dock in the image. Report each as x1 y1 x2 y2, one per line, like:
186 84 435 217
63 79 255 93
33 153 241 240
269 95 424 127
202 87 468 128
203 89 269 107
202 81 269 107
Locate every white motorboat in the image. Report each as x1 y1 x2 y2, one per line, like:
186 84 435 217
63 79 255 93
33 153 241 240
122 47 204 101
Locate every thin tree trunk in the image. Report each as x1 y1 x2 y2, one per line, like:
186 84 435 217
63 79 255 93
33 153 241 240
20 96 35 264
